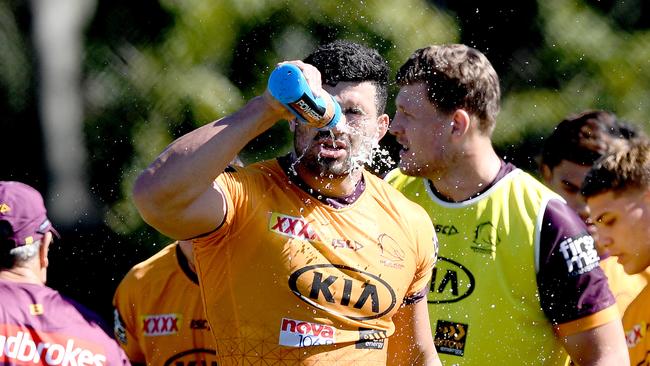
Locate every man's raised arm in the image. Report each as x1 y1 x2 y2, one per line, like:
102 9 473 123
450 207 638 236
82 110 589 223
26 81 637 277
132 92 290 240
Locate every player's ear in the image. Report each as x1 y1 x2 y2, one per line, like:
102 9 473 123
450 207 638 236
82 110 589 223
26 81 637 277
376 114 389 140
39 231 52 270
450 109 471 138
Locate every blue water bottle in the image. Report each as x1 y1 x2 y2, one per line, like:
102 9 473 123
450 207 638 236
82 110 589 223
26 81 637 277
267 63 342 129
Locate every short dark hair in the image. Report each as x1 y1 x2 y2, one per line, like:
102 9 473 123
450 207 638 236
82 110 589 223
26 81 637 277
303 40 389 114
582 138 650 199
396 44 501 134
541 110 641 170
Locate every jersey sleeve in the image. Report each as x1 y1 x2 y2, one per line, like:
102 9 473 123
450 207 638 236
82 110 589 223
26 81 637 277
197 165 258 243
537 199 618 335
109 343 132 366
404 207 438 304
112 274 146 363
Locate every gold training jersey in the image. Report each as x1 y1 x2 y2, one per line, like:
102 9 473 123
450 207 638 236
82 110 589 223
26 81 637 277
113 242 217 366
600 256 648 313
624 284 650 366
193 159 438 365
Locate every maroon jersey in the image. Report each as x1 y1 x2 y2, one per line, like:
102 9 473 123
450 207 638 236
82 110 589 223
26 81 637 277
0 279 129 366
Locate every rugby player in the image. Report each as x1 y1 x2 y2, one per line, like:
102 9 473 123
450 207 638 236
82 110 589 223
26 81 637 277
386 44 629 365
113 157 243 366
540 110 648 313
582 138 650 366
112 240 217 366
0 181 129 366
132 40 441 365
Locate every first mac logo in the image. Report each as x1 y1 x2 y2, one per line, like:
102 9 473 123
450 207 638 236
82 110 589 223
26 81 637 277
288 264 397 320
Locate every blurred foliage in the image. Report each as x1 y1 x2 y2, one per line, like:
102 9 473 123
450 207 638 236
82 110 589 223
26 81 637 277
82 0 458 243
495 0 650 155
3 0 650 252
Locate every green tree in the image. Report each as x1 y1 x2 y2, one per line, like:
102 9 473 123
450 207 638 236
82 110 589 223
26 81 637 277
84 0 458 244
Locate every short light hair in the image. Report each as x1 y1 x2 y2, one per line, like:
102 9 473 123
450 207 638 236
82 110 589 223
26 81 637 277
396 44 501 134
0 240 41 269
582 138 650 198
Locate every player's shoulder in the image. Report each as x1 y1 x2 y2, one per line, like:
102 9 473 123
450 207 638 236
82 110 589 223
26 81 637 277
365 171 432 224
383 168 420 188
33 286 111 333
118 242 179 289
60 293 112 329
0 279 17 295
219 159 289 194
513 169 551 188
504 169 564 205
367 170 415 200
228 159 284 180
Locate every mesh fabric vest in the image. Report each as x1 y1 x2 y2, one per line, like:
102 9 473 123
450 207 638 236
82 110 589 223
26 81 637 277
387 169 568 365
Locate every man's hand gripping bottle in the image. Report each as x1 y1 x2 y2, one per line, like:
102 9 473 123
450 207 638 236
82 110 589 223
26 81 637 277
267 63 341 129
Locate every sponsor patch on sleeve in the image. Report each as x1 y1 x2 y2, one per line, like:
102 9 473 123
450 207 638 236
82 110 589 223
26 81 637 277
625 321 647 348
278 318 336 347
434 319 468 356
558 234 600 276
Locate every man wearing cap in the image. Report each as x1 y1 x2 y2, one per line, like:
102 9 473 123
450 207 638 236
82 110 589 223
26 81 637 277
0 181 130 366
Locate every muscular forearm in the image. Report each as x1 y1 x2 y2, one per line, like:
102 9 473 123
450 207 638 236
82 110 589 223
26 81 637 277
387 301 439 366
138 96 277 192
133 93 288 238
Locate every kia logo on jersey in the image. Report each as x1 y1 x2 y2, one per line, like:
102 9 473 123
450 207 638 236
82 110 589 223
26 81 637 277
427 257 475 304
288 264 397 320
141 313 182 336
163 349 217 366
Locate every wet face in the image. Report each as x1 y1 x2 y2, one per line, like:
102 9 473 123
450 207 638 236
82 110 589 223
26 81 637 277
390 82 455 178
588 189 650 275
293 81 387 178
544 161 598 238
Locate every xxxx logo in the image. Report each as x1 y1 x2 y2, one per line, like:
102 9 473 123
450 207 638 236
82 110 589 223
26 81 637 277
269 213 321 241
625 322 647 347
141 313 181 336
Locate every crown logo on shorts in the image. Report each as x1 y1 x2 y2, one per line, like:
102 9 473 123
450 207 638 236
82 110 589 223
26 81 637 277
0 203 10 214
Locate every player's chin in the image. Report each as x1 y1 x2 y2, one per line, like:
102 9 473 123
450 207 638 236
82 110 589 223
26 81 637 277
621 260 641 276
314 157 351 176
398 160 422 176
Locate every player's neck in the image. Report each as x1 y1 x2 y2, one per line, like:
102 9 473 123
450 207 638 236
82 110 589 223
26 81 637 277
295 164 363 198
430 143 501 202
0 267 44 285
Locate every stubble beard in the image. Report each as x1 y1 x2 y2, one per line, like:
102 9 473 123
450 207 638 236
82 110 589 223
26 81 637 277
294 131 356 178
301 149 352 178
